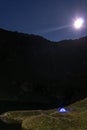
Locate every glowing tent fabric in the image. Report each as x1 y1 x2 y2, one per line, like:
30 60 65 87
58 108 69 113
59 108 66 112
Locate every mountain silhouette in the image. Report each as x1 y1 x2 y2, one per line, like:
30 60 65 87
0 28 87 106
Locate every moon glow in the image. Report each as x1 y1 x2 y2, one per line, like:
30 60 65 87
74 18 84 29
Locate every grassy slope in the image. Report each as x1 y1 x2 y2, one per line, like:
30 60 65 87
0 98 87 130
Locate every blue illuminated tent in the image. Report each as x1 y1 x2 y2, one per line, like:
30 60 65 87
58 107 69 113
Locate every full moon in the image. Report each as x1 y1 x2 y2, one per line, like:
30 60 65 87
73 18 84 29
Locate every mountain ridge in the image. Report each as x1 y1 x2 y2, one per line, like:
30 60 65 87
0 28 87 106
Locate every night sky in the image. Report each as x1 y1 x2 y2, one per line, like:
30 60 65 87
0 0 87 41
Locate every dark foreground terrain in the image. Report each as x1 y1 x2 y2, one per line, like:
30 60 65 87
0 28 87 105
0 98 87 130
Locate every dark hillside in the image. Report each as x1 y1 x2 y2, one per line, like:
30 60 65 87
0 28 87 107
